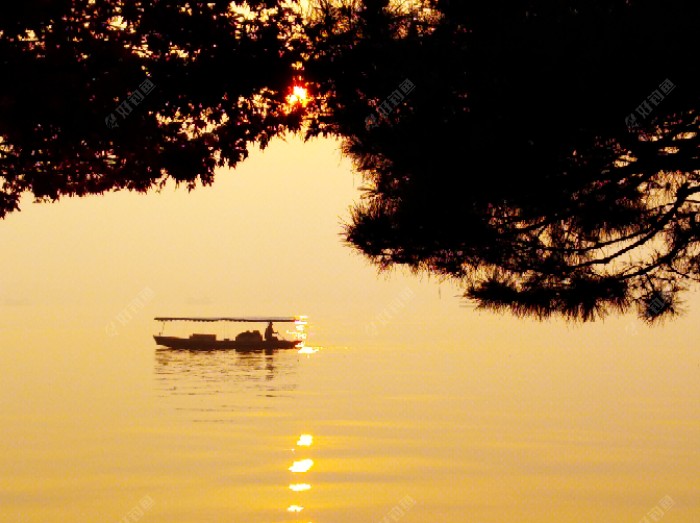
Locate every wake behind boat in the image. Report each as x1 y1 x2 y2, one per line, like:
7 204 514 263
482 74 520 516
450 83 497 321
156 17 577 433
153 316 305 351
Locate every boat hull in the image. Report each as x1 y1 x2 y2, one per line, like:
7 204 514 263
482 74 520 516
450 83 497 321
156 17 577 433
153 335 300 351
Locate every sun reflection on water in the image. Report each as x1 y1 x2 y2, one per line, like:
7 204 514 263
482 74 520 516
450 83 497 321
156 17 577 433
286 432 316 521
297 434 313 446
288 458 314 473
291 315 321 354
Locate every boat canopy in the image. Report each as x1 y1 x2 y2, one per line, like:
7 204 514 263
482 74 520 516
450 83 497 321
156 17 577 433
154 316 301 323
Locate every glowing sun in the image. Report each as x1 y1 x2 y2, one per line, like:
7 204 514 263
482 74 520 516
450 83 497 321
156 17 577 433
286 85 309 108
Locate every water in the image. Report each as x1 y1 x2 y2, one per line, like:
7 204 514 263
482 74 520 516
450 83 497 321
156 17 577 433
2 305 699 522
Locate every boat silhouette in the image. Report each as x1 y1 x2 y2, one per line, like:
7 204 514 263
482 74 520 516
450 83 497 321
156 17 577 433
153 316 304 351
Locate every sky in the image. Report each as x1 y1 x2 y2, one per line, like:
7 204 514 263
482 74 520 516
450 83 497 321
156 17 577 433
1 133 699 347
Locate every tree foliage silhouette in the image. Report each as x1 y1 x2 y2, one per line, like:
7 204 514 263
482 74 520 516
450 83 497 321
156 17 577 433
1 0 699 322
306 0 700 322
0 0 306 214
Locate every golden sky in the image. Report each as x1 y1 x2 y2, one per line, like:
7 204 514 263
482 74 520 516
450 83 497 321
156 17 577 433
1 134 698 343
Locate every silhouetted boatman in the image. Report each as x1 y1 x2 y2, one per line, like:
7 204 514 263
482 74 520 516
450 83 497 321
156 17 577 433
264 321 277 341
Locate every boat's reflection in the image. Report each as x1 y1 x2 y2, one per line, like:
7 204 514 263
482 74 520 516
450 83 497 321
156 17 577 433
154 347 302 399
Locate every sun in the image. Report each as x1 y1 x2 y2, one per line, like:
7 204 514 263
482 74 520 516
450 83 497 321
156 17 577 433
286 85 310 108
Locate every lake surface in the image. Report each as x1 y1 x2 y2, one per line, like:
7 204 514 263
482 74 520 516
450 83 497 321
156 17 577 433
1 304 699 523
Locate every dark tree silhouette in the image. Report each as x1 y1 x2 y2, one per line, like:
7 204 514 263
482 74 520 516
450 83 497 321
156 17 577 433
2 0 699 322
0 0 306 215
302 0 700 322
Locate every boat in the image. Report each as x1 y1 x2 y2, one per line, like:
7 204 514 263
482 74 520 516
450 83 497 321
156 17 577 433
153 316 305 351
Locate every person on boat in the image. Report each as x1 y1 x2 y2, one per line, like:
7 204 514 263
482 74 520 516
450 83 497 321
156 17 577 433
264 321 277 341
